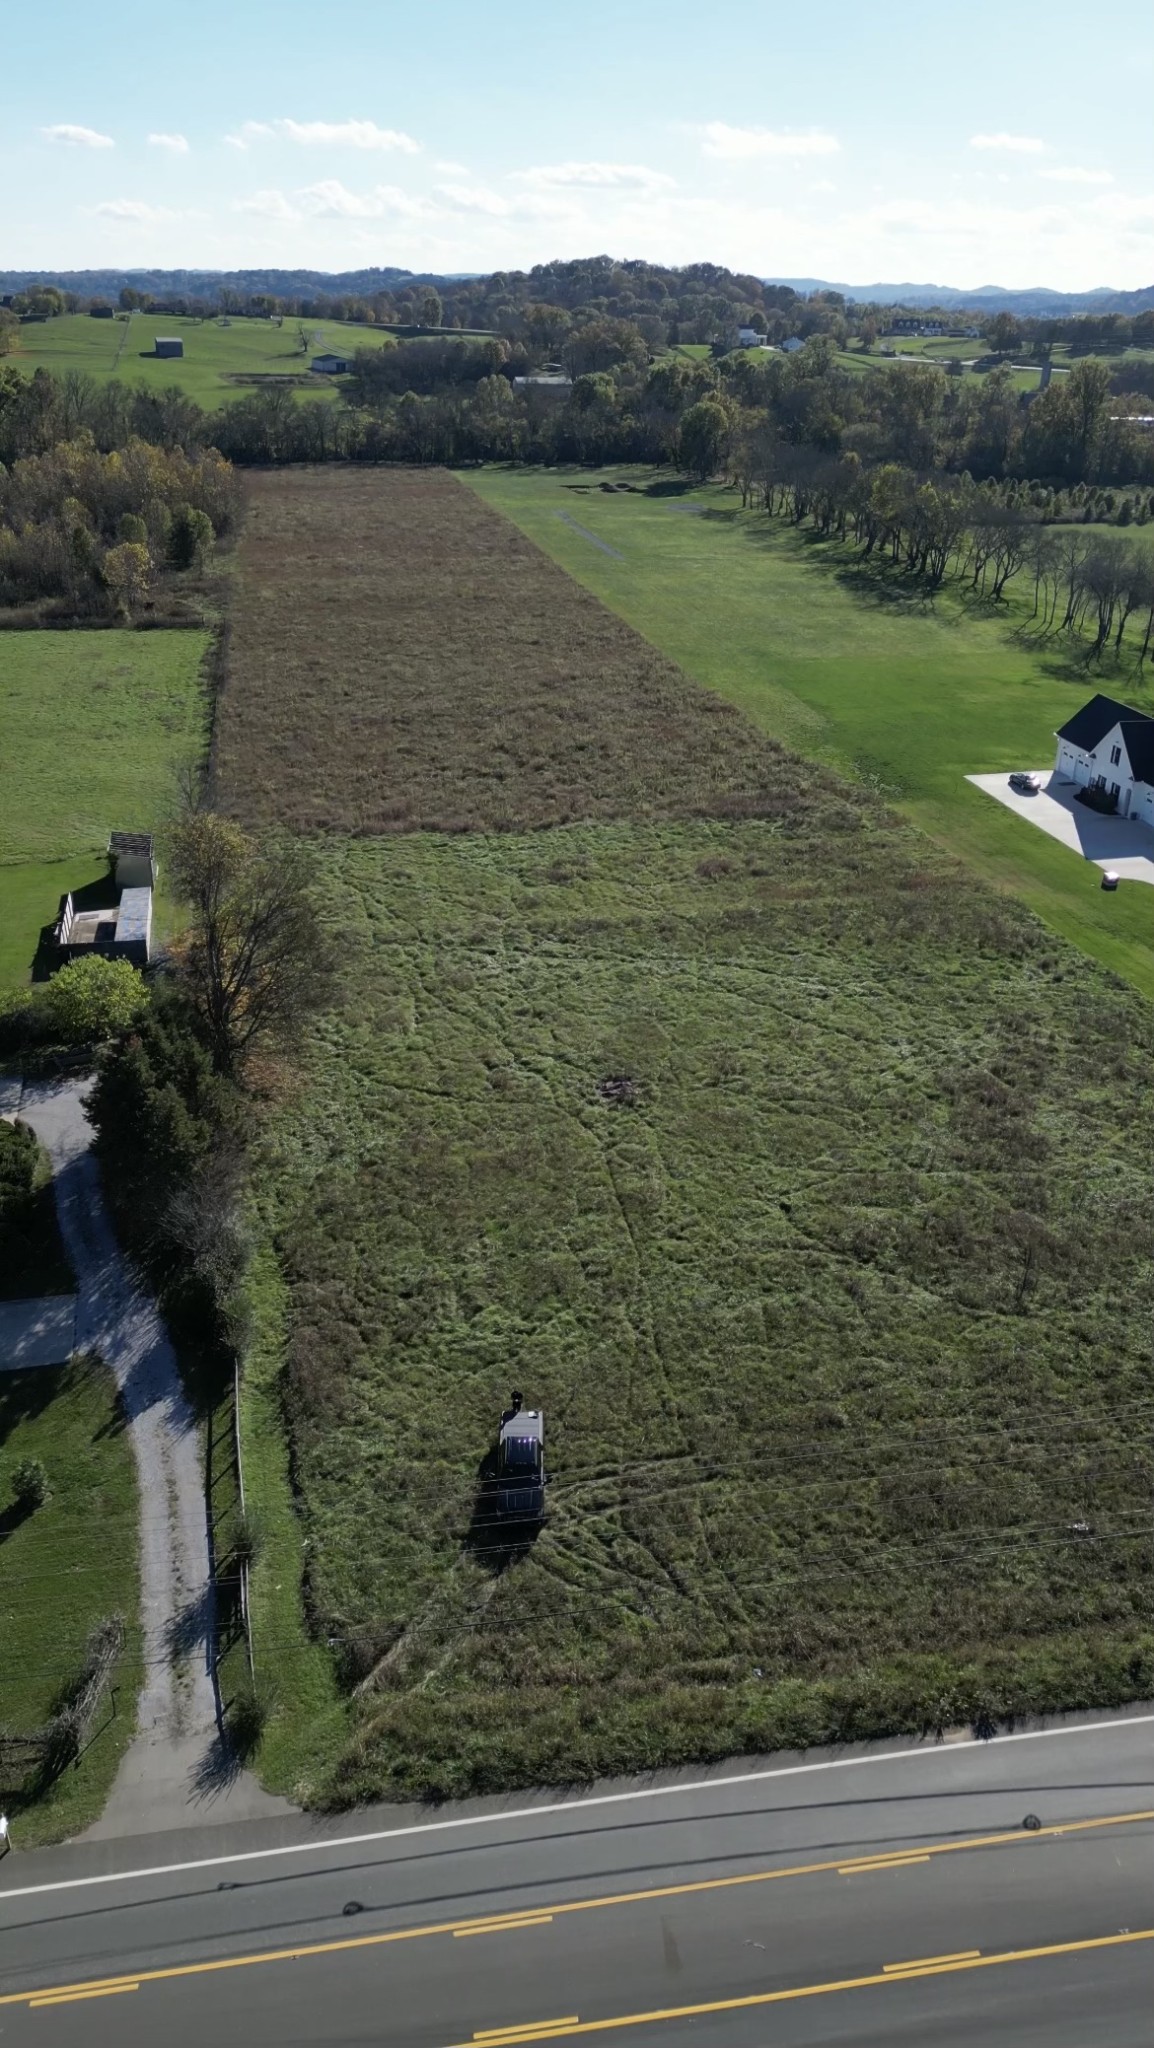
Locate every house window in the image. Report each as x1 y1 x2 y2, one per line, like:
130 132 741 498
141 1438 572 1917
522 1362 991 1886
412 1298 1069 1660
1110 744 1122 766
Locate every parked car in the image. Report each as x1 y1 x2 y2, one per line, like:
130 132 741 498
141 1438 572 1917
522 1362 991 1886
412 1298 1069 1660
496 1398 546 1521
1008 771 1042 794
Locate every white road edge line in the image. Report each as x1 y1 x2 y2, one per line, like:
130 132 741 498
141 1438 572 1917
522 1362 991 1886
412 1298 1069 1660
3 1711 1153 1905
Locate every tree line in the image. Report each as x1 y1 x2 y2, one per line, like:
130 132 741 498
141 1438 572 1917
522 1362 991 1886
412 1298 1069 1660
731 437 1154 666
0 380 240 616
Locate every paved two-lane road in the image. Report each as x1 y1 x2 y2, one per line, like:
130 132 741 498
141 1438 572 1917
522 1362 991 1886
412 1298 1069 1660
2 1710 1153 2045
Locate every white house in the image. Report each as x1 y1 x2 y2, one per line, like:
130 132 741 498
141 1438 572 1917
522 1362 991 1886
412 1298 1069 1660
310 353 350 375
1053 694 1154 826
737 326 763 347
781 336 805 353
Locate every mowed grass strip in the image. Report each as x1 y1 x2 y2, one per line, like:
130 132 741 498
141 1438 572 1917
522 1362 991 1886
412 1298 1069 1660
216 466 823 835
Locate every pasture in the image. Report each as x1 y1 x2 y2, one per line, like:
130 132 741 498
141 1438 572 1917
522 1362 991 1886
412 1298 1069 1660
5 311 393 407
0 630 209 986
0 1358 141 1844
469 470 1154 998
222 466 1154 1803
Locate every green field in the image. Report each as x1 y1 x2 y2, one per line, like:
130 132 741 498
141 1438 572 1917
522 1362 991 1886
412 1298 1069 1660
0 1359 141 1845
0 630 210 987
467 470 1154 998
6 311 393 407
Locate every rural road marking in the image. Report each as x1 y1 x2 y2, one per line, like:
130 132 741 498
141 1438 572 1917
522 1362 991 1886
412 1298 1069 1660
474 2022 579 2040
450 1928 1154 2045
837 1854 930 1875
29 1983 139 2007
883 1950 980 1971
4 1711 1153 1905
455 1915 555 1937
3 1809 1152 2012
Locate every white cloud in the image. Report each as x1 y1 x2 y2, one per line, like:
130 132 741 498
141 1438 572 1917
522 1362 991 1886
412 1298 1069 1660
92 199 179 223
435 159 470 177
234 180 429 222
298 179 428 218
41 123 114 149
226 117 419 152
148 132 190 154
233 187 299 218
969 132 1044 154
517 160 675 193
699 123 839 160
1041 165 1113 185
434 183 510 216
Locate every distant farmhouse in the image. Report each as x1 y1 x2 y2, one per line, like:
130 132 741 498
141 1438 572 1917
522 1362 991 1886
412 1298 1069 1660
1054 695 1154 826
737 326 765 347
781 336 805 353
310 352 350 375
154 336 184 358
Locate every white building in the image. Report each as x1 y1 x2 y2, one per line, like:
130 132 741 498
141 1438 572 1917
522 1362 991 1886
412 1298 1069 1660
781 336 805 353
737 327 763 347
1053 693 1154 825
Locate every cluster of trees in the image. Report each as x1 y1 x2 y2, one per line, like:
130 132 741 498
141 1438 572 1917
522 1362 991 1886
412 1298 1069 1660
0 393 239 614
728 436 1154 664
88 813 335 1389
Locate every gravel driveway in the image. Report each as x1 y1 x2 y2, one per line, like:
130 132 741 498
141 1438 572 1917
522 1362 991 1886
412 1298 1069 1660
18 1075 289 1836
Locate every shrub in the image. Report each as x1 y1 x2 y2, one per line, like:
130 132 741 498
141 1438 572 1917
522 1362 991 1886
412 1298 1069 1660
226 1681 270 1759
12 1455 50 1510
37 956 148 1046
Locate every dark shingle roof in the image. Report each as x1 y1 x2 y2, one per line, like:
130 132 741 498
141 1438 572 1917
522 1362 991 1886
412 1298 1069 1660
108 830 154 856
1055 694 1154 785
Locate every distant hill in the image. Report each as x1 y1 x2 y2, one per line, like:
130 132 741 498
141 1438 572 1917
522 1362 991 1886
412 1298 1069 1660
766 277 1154 315
0 266 472 298
4 264 1151 320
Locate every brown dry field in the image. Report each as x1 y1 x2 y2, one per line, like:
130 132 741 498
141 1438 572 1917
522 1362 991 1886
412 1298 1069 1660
214 466 820 834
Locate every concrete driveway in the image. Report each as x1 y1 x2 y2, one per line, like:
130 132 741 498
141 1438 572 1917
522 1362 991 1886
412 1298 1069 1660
967 770 1154 886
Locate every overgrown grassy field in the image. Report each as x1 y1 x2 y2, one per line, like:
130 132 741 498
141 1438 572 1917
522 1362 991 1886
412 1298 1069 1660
6 311 393 406
0 1359 141 1844
467 470 1154 998
0 629 209 986
225 467 1154 1804
215 468 797 834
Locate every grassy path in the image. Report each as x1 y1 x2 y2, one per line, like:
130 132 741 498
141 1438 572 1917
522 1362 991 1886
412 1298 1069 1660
467 470 1154 997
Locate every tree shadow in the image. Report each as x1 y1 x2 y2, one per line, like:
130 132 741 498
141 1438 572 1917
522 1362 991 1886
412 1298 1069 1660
165 1582 215 1663
188 1727 245 1802
0 1364 66 1449
0 1494 36 1545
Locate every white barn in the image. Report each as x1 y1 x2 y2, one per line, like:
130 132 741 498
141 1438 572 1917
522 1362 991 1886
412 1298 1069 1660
1053 693 1154 826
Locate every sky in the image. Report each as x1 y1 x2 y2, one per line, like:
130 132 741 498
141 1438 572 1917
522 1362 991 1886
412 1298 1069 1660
4 0 1152 290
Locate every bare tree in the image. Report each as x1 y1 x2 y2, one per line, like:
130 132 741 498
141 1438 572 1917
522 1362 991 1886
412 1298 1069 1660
166 812 337 1080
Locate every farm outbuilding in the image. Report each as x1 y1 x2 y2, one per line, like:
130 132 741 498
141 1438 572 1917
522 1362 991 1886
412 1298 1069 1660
310 353 351 375
154 336 184 358
107 830 156 890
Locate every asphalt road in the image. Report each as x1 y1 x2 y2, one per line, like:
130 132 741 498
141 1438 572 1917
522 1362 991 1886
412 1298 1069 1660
2 1710 1153 2046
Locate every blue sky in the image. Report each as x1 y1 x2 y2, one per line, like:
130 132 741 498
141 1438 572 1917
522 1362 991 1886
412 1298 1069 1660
4 0 1152 287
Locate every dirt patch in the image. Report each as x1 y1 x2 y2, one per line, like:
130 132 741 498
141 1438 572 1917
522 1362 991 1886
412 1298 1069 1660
214 466 828 835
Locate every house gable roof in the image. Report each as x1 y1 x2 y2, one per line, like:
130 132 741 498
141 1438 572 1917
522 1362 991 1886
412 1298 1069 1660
108 830 154 857
1056 693 1154 769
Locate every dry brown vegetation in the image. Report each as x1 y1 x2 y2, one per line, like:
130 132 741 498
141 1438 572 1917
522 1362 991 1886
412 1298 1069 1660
215 466 827 834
